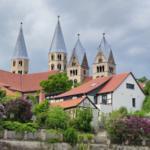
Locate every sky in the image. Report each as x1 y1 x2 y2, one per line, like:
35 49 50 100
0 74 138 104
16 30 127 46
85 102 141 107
0 0 150 79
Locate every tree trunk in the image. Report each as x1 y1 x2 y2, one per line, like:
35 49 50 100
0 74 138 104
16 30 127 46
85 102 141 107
87 140 91 150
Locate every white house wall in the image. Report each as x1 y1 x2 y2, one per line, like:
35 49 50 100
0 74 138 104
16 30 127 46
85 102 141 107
79 98 99 130
113 74 145 112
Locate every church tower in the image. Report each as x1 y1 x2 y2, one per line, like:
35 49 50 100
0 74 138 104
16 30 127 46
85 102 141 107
67 35 89 84
93 34 116 79
48 16 68 72
11 23 29 75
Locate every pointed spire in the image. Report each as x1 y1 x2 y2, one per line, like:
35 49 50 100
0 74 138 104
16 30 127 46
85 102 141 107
99 33 111 61
12 23 29 60
49 17 67 53
69 34 85 65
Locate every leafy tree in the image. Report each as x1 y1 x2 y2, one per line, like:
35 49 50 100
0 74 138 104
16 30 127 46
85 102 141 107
29 95 36 105
5 98 33 123
118 107 128 116
143 81 150 96
74 79 87 88
33 99 50 116
76 106 93 132
38 72 73 94
46 105 70 130
137 76 148 83
98 112 110 128
0 88 8 105
36 112 49 127
142 96 150 112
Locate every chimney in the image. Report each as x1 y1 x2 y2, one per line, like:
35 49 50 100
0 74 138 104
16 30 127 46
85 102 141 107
39 90 45 104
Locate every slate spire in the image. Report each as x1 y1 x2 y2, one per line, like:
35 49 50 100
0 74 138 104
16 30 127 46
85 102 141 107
12 23 29 60
49 17 67 53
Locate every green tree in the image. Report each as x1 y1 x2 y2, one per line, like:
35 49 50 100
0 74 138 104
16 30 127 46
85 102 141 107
38 72 73 94
0 88 9 105
138 76 148 83
46 105 70 130
74 79 87 88
77 106 93 132
29 95 36 105
143 81 150 96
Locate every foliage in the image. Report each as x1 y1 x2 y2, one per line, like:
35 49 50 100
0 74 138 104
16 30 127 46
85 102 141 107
38 72 73 94
98 112 110 128
143 81 150 96
46 137 62 143
0 88 8 106
108 115 150 141
76 106 93 132
5 98 33 123
29 95 36 105
13 92 20 100
118 107 128 116
36 112 49 127
133 110 146 118
46 129 54 133
2 121 39 133
0 104 5 118
110 109 127 121
33 99 50 116
138 76 148 83
142 96 150 112
70 118 79 129
74 80 87 88
46 105 70 130
78 134 93 150
0 121 3 131
64 127 78 147
145 112 150 119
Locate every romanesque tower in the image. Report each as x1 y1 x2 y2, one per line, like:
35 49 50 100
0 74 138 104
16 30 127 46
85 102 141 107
48 17 68 72
11 23 29 75
93 34 116 79
67 35 89 84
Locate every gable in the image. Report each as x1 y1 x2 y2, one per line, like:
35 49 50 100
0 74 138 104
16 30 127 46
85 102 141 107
94 49 107 63
81 54 89 69
68 52 80 67
108 50 115 64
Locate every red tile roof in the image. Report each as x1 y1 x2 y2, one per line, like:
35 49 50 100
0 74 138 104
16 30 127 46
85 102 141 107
0 85 16 96
50 97 85 109
82 76 93 83
98 72 130 94
139 83 146 89
55 75 112 98
0 70 58 92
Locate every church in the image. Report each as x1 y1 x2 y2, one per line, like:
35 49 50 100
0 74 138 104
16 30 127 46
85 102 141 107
10 17 116 84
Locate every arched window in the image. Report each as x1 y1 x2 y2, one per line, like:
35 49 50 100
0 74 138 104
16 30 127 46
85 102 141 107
109 67 114 73
70 70 73 76
102 66 104 72
57 54 61 60
96 76 99 78
99 59 102 63
57 64 61 70
73 70 75 76
19 61 22 66
72 62 76 66
74 79 77 84
64 65 66 71
84 70 86 75
64 55 66 60
18 70 22 75
13 61 16 66
51 55 55 60
97 66 99 72
100 66 102 72
51 64 54 70
76 69 78 75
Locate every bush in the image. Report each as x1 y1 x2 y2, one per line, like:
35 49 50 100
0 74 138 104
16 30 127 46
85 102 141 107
64 127 78 147
142 96 150 112
5 98 33 123
108 115 150 141
36 112 49 127
0 104 5 118
133 110 146 118
118 107 128 116
77 106 93 132
70 118 79 129
98 112 110 128
46 105 70 130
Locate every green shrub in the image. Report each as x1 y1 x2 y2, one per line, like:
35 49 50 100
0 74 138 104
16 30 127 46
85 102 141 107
118 107 128 116
36 112 49 127
86 134 93 140
64 127 78 147
46 105 69 130
76 106 93 132
133 110 146 118
98 112 110 128
70 118 79 129
46 137 62 143
142 96 150 112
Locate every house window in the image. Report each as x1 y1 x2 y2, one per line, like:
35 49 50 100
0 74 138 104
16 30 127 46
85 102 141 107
126 83 134 89
132 98 136 107
74 79 77 84
19 61 22 66
84 70 86 75
94 96 97 104
102 94 107 104
13 61 16 66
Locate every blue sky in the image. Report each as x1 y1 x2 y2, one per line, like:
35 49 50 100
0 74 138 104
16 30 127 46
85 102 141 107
0 0 150 79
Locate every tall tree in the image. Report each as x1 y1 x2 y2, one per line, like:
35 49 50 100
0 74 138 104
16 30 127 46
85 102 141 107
137 76 148 83
38 72 73 94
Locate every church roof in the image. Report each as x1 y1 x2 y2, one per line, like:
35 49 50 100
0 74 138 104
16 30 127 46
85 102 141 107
12 24 29 60
94 35 111 62
69 37 85 65
49 19 67 54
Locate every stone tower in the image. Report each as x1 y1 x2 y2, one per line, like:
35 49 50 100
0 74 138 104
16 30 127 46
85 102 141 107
48 17 68 72
93 34 116 79
67 35 89 84
11 23 29 75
